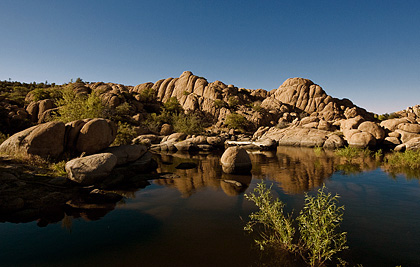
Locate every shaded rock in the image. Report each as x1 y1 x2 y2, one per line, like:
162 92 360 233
167 132 187 142
0 121 65 158
102 144 147 165
380 118 410 131
358 121 385 140
65 120 87 152
323 134 345 149
76 119 117 154
340 115 364 131
397 123 420 134
160 124 174 136
402 137 420 151
348 132 376 148
132 134 159 145
384 137 401 146
65 153 117 185
220 147 252 174
174 140 198 151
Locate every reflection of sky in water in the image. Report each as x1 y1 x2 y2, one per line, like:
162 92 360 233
1 147 420 266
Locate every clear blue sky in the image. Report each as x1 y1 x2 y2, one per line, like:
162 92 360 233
1 0 419 114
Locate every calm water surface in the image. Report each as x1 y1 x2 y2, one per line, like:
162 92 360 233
1 147 420 266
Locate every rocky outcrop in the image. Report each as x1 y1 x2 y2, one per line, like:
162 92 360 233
75 118 117 154
1 118 117 158
0 121 65 158
260 126 343 148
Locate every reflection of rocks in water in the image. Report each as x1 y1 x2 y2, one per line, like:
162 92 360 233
251 147 382 194
220 174 252 196
0 158 153 226
153 152 225 197
250 147 338 194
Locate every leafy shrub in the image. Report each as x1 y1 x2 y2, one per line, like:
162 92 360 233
228 96 240 109
52 89 107 123
173 113 204 135
297 186 348 266
27 87 62 103
244 183 295 251
245 182 348 266
164 97 183 114
385 150 420 170
335 146 372 162
225 113 249 132
214 99 228 109
252 103 264 112
112 121 138 146
137 88 156 102
49 160 67 176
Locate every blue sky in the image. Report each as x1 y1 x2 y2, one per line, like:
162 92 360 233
1 0 419 114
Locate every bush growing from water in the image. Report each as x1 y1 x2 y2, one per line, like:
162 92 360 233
245 182 347 266
297 186 348 266
385 150 420 170
244 183 296 251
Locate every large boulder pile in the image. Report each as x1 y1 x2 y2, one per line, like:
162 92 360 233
0 118 117 158
380 105 420 151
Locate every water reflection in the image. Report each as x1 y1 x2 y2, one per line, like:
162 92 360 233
153 147 389 196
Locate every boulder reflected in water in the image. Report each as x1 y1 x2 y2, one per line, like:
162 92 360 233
153 147 387 196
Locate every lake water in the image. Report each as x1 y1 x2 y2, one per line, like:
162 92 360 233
1 147 420 266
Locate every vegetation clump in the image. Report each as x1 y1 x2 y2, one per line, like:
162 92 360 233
52 88 108 123
225 113 249 132
385 150 420 170
245 182 347 266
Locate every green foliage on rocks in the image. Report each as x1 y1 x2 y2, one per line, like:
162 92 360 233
112 121 138 146
164 97 183 114
172 112 204 135
137 88 156 102
214 99 228 109
245 182 348 267
225 113 249 132
52 88 108 123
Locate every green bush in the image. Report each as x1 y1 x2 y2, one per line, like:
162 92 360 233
228 96 240 109
214 99 228 109
225 113 249 131
245 182 348 266
385 150 420 170
52 89 107 123
335 146 372 162
112 121 138 146
244 182 295 251
297 186 348 266
164 97 183 114
173 113 204 135
137 88 156 102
